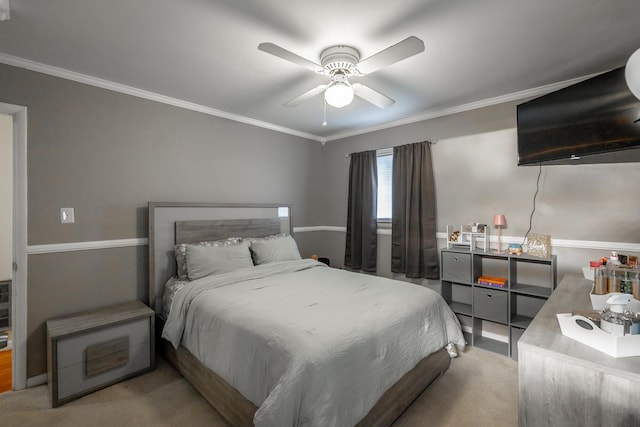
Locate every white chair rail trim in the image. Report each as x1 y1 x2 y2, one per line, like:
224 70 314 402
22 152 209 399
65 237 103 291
26 228 640 254
27 238 148 254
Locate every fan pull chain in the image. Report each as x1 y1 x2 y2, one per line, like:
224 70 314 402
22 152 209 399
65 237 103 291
322 99 328 126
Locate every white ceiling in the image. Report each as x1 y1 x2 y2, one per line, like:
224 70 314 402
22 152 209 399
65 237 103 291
0 0 639 142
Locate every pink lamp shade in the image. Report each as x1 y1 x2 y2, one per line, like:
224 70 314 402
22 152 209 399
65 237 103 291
493 214 506 227
493 214 506 253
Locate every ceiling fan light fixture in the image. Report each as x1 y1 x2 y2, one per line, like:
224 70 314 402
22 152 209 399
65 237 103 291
260 36 424 110
325 80 353 108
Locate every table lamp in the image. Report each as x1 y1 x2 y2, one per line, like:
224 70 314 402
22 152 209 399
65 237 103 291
493 214 506 253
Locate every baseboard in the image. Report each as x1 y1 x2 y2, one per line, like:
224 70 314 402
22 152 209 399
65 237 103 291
461 325 509 344
26 373 47 388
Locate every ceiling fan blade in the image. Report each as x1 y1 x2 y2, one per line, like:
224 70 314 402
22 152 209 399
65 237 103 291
283 84 328 107
356 36 425 75
352 83 395 108
258 42 324 73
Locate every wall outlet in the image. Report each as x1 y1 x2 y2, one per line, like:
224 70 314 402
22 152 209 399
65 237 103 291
60 208 74 224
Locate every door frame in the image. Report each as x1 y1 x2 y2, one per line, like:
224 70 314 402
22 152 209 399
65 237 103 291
0 102 27 390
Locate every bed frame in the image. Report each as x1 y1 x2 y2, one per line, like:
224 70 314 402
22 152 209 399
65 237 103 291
148 202 451 427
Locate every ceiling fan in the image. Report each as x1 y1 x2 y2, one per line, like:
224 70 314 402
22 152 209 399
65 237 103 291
258 36 425 109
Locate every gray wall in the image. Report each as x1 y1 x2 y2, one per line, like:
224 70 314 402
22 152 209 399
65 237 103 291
0 63 324 377
321 101 640 288
2 60 640 379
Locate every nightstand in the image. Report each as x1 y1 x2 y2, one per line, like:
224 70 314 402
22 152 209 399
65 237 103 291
46 300 155 407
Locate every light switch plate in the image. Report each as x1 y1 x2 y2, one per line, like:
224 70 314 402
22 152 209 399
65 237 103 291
60 208 75 224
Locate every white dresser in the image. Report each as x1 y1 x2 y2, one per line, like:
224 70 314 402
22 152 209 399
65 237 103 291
46 300 155 407
518 275 640 426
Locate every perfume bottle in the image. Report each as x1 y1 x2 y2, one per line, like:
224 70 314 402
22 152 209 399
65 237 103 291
608 269 622 293
593 267 607 295
632 271 640 300
601 294 632 337
621 270 632 294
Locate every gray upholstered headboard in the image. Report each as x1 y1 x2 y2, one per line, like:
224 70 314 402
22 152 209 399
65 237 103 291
148 202 292 313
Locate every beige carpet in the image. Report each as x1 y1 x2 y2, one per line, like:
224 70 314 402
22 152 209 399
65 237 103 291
0 347 517 426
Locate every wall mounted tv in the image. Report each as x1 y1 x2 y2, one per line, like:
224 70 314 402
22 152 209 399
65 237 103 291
517 67 640 166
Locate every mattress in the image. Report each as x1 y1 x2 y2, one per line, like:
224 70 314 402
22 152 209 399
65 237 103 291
162 259 464 427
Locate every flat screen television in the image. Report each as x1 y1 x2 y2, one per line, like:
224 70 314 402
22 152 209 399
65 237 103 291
517 67 640 165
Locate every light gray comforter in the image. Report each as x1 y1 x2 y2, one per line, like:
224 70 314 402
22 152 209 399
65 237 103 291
163 259 464 427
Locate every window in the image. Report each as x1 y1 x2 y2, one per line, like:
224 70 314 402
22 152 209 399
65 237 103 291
376 148 393 221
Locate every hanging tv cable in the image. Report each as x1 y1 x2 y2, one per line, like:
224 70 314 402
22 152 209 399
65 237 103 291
522 163 542 246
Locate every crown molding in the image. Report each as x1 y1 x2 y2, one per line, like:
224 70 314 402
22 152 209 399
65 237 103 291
323 73 602 142
0 51 602 143
0 52 323 142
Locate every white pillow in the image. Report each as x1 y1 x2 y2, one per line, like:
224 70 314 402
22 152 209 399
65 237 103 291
249 234 302 265
186 241 253 280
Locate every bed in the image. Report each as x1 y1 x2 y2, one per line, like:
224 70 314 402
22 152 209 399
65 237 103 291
149 202 465 427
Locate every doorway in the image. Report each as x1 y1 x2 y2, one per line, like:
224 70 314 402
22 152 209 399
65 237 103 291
0 113 11 392
0 103 27 392
0 114 13 393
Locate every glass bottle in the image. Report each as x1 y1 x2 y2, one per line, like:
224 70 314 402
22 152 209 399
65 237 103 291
593 267 608 295
601 294 631 337
621 270 632 294
608 269 622 293
632 271 640 300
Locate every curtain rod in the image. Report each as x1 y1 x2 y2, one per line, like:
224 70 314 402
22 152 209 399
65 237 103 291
344 139 438 158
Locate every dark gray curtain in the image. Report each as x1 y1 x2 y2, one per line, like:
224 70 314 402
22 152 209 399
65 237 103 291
391 141 439 279
344 150 378 272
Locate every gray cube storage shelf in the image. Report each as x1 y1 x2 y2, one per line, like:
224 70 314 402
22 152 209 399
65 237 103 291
441 249 557 359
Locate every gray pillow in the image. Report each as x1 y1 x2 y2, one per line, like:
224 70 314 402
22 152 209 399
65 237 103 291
174 237 243 279
185 241 253 280
246 233 287 244
249 234 302 265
